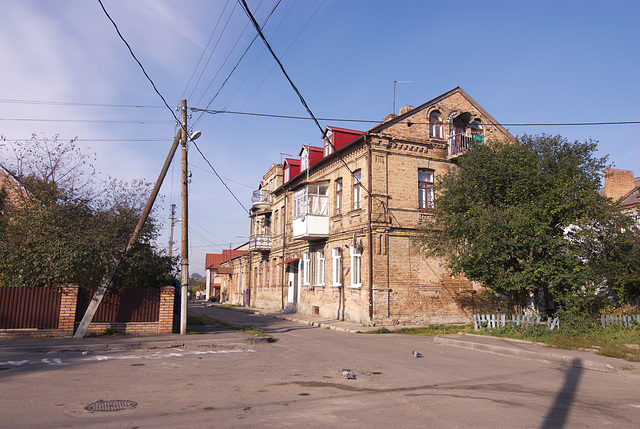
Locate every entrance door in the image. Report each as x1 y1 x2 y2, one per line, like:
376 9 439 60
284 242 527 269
287 261 299 309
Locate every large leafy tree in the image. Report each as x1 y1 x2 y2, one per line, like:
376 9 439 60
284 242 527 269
417 134 637 309
0 134 175 288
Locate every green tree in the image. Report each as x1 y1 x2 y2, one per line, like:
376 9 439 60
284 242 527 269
416 134 623 311
0 134 175 288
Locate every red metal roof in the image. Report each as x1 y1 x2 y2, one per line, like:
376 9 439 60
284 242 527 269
205 249 247 270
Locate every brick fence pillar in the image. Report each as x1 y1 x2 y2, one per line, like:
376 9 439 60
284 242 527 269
58 285 79 337
159 286 176 334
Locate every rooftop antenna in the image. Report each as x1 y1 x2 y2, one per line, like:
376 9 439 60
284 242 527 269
393 80 413 114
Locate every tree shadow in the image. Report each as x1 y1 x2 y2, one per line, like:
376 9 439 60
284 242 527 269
540 358 583 429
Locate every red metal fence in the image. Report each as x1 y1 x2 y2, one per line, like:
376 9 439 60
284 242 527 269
75 287 160 323
0 286 62 329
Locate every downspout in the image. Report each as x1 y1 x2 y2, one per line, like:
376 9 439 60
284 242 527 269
281 189 288 311
367 135 374 321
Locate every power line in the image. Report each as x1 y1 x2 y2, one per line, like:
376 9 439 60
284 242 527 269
192 0 281 129
0 99 164 108
97 0 180 125
191 139 249 214
0 118 172 124
180 0 232 101
191 108 640 127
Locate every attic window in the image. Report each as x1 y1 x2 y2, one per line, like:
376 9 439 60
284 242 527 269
429 111 443 139
324 129 334 156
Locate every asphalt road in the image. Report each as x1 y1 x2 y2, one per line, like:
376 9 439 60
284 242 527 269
1 306 639 428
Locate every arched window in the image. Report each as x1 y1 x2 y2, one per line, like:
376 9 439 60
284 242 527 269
429 111 443 139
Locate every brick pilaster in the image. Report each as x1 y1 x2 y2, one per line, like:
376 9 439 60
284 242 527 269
158 286 176 334
58 285 78 337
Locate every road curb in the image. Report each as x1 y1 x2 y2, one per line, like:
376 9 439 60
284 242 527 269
0 336 270 354
434 335 615 373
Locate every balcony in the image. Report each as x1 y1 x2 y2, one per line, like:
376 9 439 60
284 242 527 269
448 134 484 158
251 190 271 211
293 214 329 240
249 234 272 251
292 183 329 240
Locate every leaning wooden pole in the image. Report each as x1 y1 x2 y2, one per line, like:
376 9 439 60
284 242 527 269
73 130 183 338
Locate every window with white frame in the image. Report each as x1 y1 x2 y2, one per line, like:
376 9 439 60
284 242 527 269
302 251 311 286
353 170 362 210
350 246 362 288
429 111 444 139
335 179 343 215
418 169 434 209
316 249 325 286
324 129 334 156
331 247 342 286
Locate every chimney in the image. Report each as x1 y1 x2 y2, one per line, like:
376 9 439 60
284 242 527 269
382 113 397 123
399 105 414 115
603 168 635 202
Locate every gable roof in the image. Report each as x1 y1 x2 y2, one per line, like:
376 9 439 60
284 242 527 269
205 249 247 270
369 87 512 138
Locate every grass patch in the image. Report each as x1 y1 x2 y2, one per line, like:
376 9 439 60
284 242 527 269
474 323 640 362
365 324 473 335
240 324 268 337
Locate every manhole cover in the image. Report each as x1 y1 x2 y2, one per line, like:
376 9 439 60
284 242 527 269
85 399 137 412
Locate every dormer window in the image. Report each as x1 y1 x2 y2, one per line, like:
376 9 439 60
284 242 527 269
301 147 309 171
324 129 334 156
429 111 443 139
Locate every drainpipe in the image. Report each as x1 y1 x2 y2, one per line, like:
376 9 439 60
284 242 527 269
281 189 288 311
367 135 374 321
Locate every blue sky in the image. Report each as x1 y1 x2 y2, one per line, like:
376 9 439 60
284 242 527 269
1 0 638 275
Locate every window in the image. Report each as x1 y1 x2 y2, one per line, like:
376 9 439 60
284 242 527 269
274 210 278 236
350 246 362 288
335 179 343 215
324 129 334 156
316 250 325 286
302 251 310 286
301 147 309 171
418 169 434 209
353 170 362 210
429 111 443 139
293 182 329 219
332 247 342 286
284 167 290 183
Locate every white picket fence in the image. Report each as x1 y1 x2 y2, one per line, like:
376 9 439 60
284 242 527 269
473 314 560 331
601 314 640 328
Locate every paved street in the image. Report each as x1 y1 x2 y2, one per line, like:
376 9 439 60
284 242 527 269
1 305 639 428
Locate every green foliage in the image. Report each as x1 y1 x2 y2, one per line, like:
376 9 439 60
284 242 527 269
0 135 176 288
416 134 628 309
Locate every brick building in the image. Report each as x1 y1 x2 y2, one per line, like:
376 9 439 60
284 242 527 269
219 87 513 325
204 249 247 301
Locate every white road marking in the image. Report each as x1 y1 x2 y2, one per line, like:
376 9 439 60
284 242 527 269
0 348 254 366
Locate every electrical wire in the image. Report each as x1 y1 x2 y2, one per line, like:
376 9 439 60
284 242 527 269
0 118 172 124
0 99 164 108
180 0 232 101
190 107 640 127
97 0 180 125
191 139 249 214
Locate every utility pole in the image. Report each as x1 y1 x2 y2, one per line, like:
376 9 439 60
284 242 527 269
180 99 189 335
168 203 176 259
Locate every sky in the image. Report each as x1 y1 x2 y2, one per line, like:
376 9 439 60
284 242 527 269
1 0 638 276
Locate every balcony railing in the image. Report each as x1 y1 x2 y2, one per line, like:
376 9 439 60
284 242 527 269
448 134 484 157
251 190 271 210
249 234 272 251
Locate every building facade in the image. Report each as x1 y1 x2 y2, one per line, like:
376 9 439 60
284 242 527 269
220 87 513 325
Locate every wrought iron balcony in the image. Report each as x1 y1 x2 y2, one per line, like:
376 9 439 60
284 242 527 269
251 190 271 210
448 134 484 157
249 234 272 251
